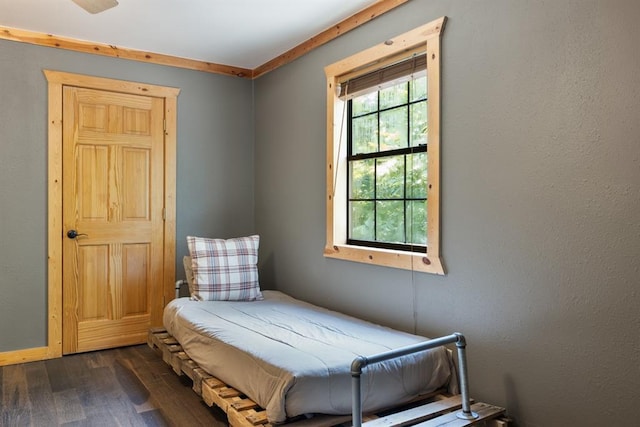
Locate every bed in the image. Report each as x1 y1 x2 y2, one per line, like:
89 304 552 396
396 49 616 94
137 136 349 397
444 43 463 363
156 236 505 426
162 290 457 424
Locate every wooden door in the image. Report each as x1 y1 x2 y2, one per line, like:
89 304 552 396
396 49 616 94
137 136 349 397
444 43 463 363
62 86 165 354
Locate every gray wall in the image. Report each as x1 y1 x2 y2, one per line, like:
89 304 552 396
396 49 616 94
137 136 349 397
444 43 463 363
1 0 639 425
254 1 640 426
0 39 255 351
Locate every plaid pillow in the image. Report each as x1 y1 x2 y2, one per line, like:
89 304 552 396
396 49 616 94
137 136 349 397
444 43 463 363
186 235 263 301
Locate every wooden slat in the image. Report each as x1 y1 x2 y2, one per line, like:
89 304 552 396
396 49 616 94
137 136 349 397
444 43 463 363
171 350 190 375
147 326 169 348
161 340 181 365
219 387 242 398
161 337 179 346
284 414 352 427
181 358 199 381
363 395 467 427
191 367 212 395
245 409 269 426
232 398 260 411
150 331 170 344
413 402 505 427
204 377 227 389
202 382 232 411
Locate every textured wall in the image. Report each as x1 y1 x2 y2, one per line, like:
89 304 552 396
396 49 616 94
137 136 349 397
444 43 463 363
0 40 255 351
254 1 640 426
1 0 639 425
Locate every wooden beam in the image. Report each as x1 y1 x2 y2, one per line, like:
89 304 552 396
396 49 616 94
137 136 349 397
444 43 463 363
0 26 252 78
252 0 410 78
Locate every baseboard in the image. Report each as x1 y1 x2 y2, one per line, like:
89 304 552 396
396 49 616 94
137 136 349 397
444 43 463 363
0 345 58 366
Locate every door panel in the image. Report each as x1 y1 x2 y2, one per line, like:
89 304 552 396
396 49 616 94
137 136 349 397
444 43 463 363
78 244 109 321
62 86 164 354
78 145 109 221
122 148 150 220
122 243 150 316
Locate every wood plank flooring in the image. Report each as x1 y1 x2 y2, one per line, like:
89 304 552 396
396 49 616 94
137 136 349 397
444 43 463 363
0 345 228 427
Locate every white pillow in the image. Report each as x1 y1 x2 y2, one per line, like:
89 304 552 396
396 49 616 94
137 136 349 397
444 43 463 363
186 235 262 301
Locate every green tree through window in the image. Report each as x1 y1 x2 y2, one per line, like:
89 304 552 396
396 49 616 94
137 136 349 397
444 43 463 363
347 76 427 252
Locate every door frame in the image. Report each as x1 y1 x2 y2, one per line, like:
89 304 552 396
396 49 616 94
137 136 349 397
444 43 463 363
44 70 180 358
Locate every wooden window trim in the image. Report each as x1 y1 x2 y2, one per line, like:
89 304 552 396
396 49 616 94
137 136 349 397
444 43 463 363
324 17 446 275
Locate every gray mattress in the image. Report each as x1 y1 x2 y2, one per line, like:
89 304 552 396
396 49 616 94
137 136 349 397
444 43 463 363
163 290 455 423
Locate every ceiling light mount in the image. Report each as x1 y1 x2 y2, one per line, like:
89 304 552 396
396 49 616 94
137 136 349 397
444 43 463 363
71 0 119 14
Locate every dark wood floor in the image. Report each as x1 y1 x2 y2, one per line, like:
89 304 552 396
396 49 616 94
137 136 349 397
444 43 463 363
0 344 228 426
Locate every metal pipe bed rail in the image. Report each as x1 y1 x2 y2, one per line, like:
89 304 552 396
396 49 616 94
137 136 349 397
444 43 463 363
350 332 478 427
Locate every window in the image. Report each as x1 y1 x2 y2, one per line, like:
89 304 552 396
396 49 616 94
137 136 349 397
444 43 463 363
324 17 446 274
348 74 427 253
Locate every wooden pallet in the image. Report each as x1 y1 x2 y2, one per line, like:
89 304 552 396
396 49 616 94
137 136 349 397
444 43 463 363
148 328 509 427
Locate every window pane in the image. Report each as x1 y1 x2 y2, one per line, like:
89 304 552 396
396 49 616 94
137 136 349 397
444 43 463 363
376 156 404 199
410 101 427 147
350 201 375 241
410 76 427 102
352 114 378 154
347 75 429 252
352 91 378 116
406 200 427 245
406 152 427 199
380 83 408 109
376 201 405 243
349 159 374 199
380 107 408 151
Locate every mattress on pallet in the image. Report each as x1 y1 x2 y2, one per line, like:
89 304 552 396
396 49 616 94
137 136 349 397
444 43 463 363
163 290 455 424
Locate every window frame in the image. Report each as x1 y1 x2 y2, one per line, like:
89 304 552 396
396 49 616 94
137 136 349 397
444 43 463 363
324 17 446 274
346 77 428 252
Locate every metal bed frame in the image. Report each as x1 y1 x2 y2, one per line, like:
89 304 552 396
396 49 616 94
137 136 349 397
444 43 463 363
351 332 478 427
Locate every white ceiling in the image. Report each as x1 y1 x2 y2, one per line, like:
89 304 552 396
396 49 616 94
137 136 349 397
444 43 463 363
0 0 379 70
